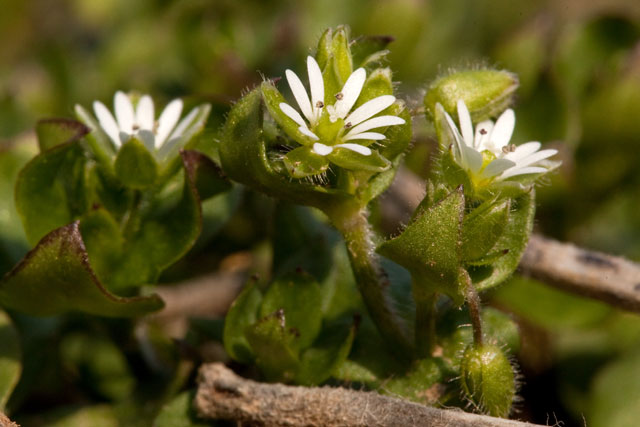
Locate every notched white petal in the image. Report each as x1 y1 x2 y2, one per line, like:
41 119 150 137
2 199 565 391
481 158 516 178
312 142 333 156
114 91 135 134
285 69 313 122
489 109 515 150
93 101 121 146
457 100 474 148
335 143 372 156
345 115 405 137
334 68 366 119
342 132 386 141
344 95 396 126
136 95 155 131
502 141 541 162
462 145 483 173
514 149 558 168
279 102 306 127
156 99 183 148
501 166 547 179
298 126 319 140
307 56 324 123
474 120 494 150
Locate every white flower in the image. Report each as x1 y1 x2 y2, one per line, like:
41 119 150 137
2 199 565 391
278 56 405 157
440 99 558 183
85 91 199 150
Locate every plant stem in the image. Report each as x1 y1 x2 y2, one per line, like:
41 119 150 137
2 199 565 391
413 285 437 358
327 201 412 356
460 268 483 346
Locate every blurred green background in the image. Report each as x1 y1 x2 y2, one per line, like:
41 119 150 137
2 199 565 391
1 0 640 426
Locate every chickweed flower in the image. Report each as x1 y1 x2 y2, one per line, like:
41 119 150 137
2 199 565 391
440 99 558 186
279 56 405 157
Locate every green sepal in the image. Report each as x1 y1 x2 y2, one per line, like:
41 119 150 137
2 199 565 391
114 137 158 189
472 190 535 291
245 310 300 382
381 358 448 405
315 28 332 70
295 322 356 386
350 35 393 70
360 156 401 204
0 222 164 317
0 310 21 410
331 26 353 85
15 140 88 245
259 270 324 351
424 70 519 122
35 118 89 152
219 86 349 211
379 104 411 161
180 149 231 200
378 187 465 304
354 68 393 108
322 59 342 107
283 146 330 179
261 81 316 146
460 344 516 417
223 280 263 364
328 146 391 173
462 198 510 262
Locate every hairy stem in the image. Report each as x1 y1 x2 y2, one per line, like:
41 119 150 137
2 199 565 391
326 201 412 356
413 286 437 358
461 268 483 346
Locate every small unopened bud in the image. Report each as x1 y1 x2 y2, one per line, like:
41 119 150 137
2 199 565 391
460 344 516 417
424 70 519 122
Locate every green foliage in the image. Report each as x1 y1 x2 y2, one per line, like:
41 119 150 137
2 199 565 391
114 138 159 189
0 310 20 410
154 391 209 427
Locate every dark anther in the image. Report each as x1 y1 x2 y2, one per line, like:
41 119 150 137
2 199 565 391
335 92 344 100
316 101 324 108
132 124 140 131
479 128 487 135
345 122 352 128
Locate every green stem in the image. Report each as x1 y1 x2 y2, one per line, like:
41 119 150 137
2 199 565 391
460 268 483 346
326 201 412 357
413 286 437 358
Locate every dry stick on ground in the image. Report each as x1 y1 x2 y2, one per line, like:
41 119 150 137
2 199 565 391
195 363 543 427
386 168 640 313
0 413 18 427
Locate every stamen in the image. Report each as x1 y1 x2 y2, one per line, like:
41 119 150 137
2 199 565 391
316 101 324 108
345 122 352 128
335 92 344 100
132 124 140 131
479 128 487 135
502 144 516 153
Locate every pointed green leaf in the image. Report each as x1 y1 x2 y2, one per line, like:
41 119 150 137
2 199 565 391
114 137 158 189
378 188 465 304
261 81 315 146
79 208 124 290
331 26 353 84
283 146 330 179
15 140 88 245
223 280 262 364
296 323 356 385
0 310 21 410
473 191 535 291
462 199 510 262
36 118 89 152
245 310 300 382
328 146 390 172
0 222 164 317
351 35 393 69
259 271 323 351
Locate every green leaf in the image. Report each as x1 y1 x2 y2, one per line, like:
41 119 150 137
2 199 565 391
282 146 330 179
114 137 158 189
154 390 209 427
261 82 315 146
245 310 300 382
223 280 262 363
378 187 465 304
259 271 324 351
59 332 135 400
354 68 393 108
0 222 164 317
462 199 510 262
35 118 89 152
328 146 390 172
180 149 230 200
0 310 21 410
350 35 393 69
472 191 536 291
296 322 356 385
15 140 88 245
381 358 448 405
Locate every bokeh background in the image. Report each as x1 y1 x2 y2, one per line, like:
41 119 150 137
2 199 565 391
1 0 640 426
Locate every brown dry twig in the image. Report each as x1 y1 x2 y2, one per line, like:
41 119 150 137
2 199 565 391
195 363 543 427
0 413 18 427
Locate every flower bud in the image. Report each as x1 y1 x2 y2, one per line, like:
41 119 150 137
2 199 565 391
460 344 516 417
424 70 518 122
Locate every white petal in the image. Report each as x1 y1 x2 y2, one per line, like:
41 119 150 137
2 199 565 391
342 132 386 141
489 109 515 151
155 99 183 148
333 68 366 119
114 91 135 134
135 95 154 131
501 166 548 179
312 142 333 156
137 129 156 151
441 107 467 167
457 100 474 148
298 126 319 140
335 143 372 156
307 56 324 123
474 120 494 150
93 101 121 146
502 142 541 162
481 158 516 178
345 115 405 137
344 95 396 126
169 106 199 140
279 102 306 127
462 145 483 173
513 149 558 168
286 69 313 123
